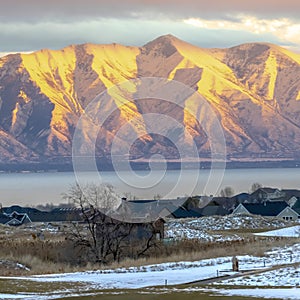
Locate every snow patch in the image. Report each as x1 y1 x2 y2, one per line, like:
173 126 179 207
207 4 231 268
255 225 300 237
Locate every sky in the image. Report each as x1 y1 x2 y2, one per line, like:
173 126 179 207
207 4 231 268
0 0 300 56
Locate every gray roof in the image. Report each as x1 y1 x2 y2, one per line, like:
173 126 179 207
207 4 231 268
282 189 300 199
118 198 187 219
169 207 202 218
0 214 11 224
2 206 82 223
196 205 229 216
242 202 288 216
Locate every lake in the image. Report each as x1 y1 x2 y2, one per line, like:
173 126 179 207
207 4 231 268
0 168 300 206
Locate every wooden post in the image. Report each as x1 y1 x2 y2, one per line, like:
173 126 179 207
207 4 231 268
232 256 239 271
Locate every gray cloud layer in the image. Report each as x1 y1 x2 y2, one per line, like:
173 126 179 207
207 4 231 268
2 0 300 22
0 0 299 52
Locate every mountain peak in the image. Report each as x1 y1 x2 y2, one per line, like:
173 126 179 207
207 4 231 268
227 42 300 65
141 34 183 57
145 34 181 45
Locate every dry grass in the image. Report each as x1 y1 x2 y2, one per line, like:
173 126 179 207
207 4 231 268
0 224 83 275
0 222 299 275
104 236 299 270
0 254 80 276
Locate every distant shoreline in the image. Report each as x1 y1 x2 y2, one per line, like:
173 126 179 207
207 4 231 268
0 159 300 173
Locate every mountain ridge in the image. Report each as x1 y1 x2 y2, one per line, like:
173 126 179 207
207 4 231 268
1 35 300 167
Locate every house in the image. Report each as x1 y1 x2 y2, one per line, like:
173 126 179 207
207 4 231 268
210 197 237 211
287 196 299 207
230 193 250 204
232 201 299 220
44 208 82 222
120 218 165 241
0 205 82 226
99 218 165 241
277 206 300 221
3 211 32 226
246 188 300 204
195 203 229 217
288 197 300 216
250 188 285 202
117 197 188 220
0 214 11 225
86 210 166 262
167 206 202 218
85 207 166 241
281 189 300 200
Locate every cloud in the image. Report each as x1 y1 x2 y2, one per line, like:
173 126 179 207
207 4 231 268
0 17 286 53
1 0 300 23
0 52 33 58
184 15 300 46
0 0 299 52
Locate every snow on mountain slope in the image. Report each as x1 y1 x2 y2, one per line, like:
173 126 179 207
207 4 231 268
0 35 300 164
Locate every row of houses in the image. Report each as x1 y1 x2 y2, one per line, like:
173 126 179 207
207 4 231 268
225 187 300 220
232 201 300 221
0 206 82 226
1 187 300 227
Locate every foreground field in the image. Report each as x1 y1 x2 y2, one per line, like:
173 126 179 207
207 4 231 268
0 215 300 299
1 239 300 298
0 280 268 300
0 214 297 275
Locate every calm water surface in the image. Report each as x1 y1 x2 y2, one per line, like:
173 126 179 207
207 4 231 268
0 168 299 206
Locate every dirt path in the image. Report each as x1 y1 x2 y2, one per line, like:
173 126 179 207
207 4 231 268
180 262 300 286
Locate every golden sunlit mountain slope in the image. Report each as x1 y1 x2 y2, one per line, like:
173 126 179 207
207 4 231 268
0 35 300 166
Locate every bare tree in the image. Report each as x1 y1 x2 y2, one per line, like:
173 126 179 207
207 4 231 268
250 182 263 193
62 183 160 264
153 194 162 200
182 197 200 210
220 186 235 197
62 183 121 263
122 191 138 201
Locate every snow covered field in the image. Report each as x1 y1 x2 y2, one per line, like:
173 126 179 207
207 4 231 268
217 265 300 287
165 214 291 241
1 216 300 299
214 234 300 288
255 225 300 238
2 257 236 289
2 243 299 291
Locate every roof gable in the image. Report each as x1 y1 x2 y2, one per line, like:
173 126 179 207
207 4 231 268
232 203 250 215
277 206 299 218
290 198 300 209
6 218 22 226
